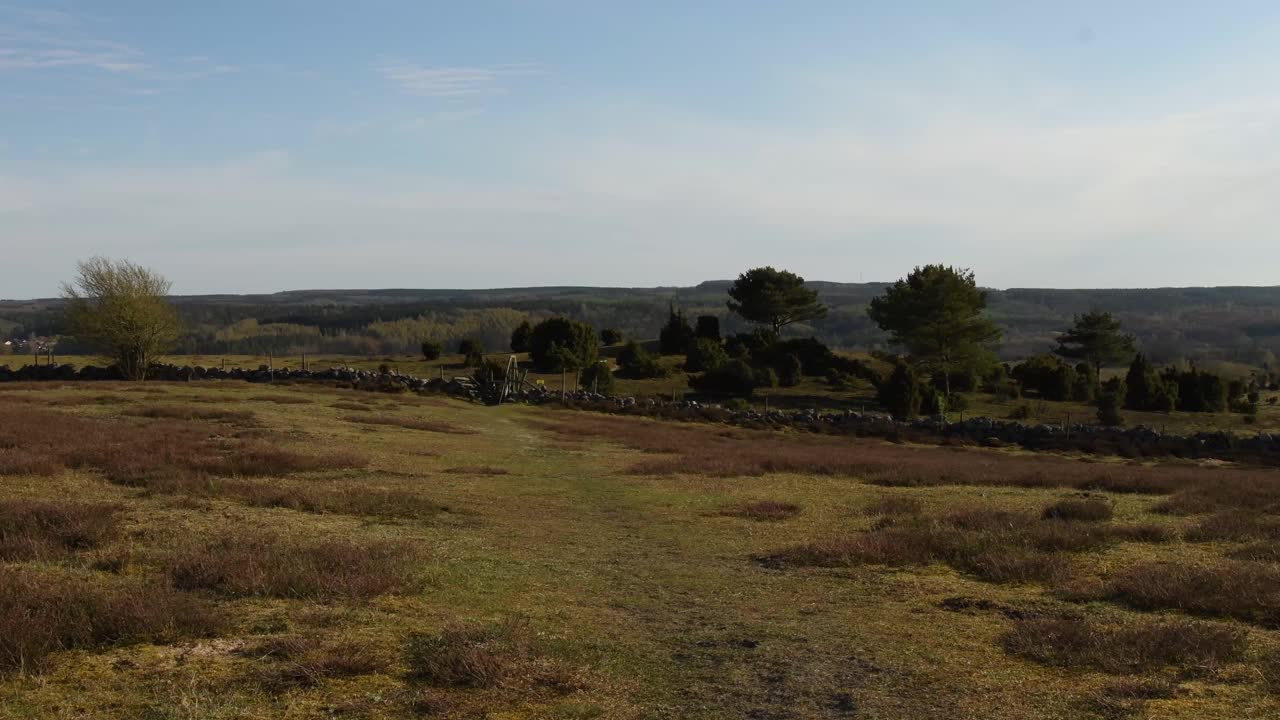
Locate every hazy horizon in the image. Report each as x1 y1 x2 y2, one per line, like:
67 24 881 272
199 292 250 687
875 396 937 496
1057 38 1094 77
4 2 1278 297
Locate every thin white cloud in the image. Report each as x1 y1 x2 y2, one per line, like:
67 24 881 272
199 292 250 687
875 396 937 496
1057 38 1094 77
0 5 144 73
0 5 234 89
377 61 537 97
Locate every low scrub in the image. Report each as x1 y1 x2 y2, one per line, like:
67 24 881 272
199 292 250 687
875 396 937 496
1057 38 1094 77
331 401 373 412
1261 648 1280 695
239 634 388 690
862 496 923 517
1083 678 1180 720
1001 616 1245 674
1185 511 1280 542
0 500 119 561
229 482 448 519
442 466 510 476
1041 497 1113 522
1152 481 1280 515
343 415 476 434
0 403 363 489
534 414 1273 496
122 404 257 424
1102 560 1280 626
0 567 223 676
764 505 1165 585
247 395 314 405
719 500 801 522
405 619 533 688
165 533 416 600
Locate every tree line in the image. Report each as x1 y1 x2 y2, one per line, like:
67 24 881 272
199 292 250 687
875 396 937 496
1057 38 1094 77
21 258 1280 426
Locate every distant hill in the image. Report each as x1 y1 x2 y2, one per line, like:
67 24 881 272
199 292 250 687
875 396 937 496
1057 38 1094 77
4 282 1280 367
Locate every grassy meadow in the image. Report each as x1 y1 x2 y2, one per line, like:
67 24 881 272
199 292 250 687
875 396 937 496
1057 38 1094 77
2 380 1280 718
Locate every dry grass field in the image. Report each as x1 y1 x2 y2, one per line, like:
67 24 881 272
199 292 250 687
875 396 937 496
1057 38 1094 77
2 380 1280 719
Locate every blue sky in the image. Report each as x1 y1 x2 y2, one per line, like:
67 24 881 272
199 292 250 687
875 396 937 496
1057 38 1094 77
2 1 1278 296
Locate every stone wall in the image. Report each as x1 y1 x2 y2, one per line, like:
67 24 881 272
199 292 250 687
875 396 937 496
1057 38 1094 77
3 362 1278 464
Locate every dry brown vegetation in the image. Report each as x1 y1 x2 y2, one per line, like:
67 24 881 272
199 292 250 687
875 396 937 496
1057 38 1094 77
121 403 258 424
1098 561 1280 627
227 481 448 519
534 413 1274 499
164 532 418 600
1185 511 1280 542
763 506 1169 584
343 414 476 434
442 465 510 476
1001 616 1247 674
0 567 223 676
718 500 802 521
862 495 924 517
1041 496 1114 522
246 394 314 405
331 401 373 412
0 403 364 492
238 635 389 691
0 499 119 561
403 618 580 696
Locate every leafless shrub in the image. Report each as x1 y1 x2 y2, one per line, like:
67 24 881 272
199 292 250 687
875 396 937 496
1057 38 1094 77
0 500 119 561
405 619 532 688
1042 497 1114 522
240 635 388 690
247 395 314 405
1002 616 1245 673
719 500 801 522
1104 561 1280 626
442 466 510 476
230 482 447 519
1185 511 1280 542
332 401 373 412
165 532 416 600
0 567 223 676
122 404 257 424
344 415 476 434
862 496 923 517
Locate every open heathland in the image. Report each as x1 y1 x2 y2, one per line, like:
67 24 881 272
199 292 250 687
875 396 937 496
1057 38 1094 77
1 381 1279 719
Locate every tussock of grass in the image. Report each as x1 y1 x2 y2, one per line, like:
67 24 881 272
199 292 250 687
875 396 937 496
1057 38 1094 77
1042 497 1114 522
0 500 119 561
405 619 532 688
0 404 364 487
1185 511 1280 542
230 482 448 519
535 415 1271 496
763 523 1069 584
765 505 1166 584
1152 481 1280 515
443 466 510 476
1100 560 1280 626
331 401 373 412
239 635 388 690
1083 678 1180 719
862 496 923 517
165 532 416 600
343 415 476 434
247 395 314 405
719 500 801 522
0 567 224 676
1228 542 1280 563
1261 649 1280 695
122 404 257 424
1001 616 1245 674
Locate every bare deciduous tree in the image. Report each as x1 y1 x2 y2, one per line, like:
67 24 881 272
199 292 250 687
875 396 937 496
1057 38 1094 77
61 257 182 381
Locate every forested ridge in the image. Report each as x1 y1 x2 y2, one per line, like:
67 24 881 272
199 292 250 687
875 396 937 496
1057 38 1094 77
5 281 1280 365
